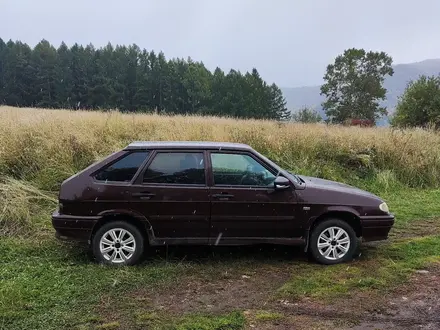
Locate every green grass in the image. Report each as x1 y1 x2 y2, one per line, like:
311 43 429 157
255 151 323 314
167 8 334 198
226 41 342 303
171 311 245 330
94 311 246 330
1 185 440 329
255 311 284 322
95 322 120 329
0 239 187 330
275 185 440 301
348 178 440 226
0 236 254 330
278 235 440 299
379 189 440 224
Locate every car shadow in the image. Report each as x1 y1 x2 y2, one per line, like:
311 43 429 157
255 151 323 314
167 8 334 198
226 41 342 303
143 243 380 264
144 244 309 264
62 240 379 265
65 241 309 264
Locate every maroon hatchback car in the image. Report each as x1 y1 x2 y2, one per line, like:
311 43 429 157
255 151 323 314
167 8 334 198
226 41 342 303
52 141 394 265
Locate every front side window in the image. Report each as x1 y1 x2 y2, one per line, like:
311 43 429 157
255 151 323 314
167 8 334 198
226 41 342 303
211 153 276 186
95 151 149 182
143 152 205 185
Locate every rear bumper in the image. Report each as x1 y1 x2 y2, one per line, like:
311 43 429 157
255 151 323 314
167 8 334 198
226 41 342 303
52 211 101 243
360 214 395 242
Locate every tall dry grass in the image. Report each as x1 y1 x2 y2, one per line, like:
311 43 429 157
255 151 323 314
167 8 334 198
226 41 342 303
1 106 439 186
0 177 57 236
1 106 440 235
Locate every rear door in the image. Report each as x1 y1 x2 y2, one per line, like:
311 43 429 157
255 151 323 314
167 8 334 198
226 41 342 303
208 151 300 242
129 150 210 242
85 150 150 216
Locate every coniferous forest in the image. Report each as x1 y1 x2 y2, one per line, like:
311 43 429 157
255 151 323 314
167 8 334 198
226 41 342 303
0 38 290 120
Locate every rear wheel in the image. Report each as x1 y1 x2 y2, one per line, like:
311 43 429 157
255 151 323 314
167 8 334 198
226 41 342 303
92 221 144 266
309 219 358 265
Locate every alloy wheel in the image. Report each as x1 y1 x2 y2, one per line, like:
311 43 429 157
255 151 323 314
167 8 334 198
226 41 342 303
99 228 136 263
317 226 351 261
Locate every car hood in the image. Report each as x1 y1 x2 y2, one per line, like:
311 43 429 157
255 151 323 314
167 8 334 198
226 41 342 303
298 175 380 199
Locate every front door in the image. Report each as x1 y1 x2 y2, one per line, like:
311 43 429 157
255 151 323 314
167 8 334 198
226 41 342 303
129 151 210 242
208 151 300 242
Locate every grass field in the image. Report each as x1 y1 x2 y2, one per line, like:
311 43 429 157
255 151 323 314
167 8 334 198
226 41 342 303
1 106 440 329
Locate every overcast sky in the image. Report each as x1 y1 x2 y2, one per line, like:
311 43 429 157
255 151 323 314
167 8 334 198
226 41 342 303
2 0 440 87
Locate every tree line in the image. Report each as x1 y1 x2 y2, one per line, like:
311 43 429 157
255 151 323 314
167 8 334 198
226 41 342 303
1 38 437 128
0 38 290 120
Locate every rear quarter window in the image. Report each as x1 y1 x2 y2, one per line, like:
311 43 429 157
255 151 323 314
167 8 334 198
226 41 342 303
95 151 149 182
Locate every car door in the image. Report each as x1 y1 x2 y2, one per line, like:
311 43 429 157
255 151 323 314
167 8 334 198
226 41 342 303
86 150 151 216
208 151 301 242
129 150 210 242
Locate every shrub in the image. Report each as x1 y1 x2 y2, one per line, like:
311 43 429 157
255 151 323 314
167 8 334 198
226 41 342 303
392 75 440 129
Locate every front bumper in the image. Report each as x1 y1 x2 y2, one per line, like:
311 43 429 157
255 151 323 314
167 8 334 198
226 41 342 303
52 211 101 243
360 214 395 242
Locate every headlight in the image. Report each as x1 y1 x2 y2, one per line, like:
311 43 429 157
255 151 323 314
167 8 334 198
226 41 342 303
379 202 389 213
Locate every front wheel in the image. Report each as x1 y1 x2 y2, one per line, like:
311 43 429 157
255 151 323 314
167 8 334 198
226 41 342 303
309 219 359 265
92 221 145 266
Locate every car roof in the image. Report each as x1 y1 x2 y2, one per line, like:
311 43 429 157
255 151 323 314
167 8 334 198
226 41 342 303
125 141 253 151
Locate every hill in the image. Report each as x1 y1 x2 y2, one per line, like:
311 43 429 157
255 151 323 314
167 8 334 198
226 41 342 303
282 59 440 124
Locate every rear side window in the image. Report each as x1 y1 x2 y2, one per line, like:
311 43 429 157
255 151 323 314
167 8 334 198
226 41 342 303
95 151 149 182
143 152 205 185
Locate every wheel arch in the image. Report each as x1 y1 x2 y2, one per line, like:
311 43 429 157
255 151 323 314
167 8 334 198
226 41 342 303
90 210 154 244
304 209 362 252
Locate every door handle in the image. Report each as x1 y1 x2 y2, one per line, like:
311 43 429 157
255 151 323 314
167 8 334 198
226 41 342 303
212 193 234 200
132 192 156 200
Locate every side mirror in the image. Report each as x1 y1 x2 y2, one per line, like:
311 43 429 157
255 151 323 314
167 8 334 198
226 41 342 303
274 176 290 190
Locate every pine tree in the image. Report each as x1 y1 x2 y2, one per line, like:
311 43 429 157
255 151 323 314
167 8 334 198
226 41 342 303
208 67 227 116
0 38 7 103
268 84 290 120
56 42 74 108
88 48 113 108
182 59 212 115
3 40 34 106
32 40 59 107
244 69 267 118
223 70 247 118
133 49 152 111
70 44 89 109
101 43 119 109
123 44 140 111
156 52 171 113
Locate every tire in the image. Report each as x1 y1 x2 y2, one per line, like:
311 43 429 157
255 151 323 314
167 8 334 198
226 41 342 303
92 221 144 266
309 219 359 265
